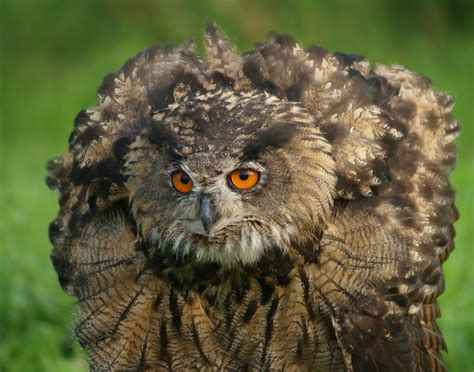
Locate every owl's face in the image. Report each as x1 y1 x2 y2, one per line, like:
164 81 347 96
126 89 337 266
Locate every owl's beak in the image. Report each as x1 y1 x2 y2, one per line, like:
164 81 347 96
200 194 215 235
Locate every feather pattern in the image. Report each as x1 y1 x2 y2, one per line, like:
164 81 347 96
47 22 458 371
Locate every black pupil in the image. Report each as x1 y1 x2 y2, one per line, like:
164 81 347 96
180 173 190 184
239 170 250 181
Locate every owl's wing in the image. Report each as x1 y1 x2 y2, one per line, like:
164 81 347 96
222 32 459 370
313 51 458 372
317 59 458 372
47 150 164 369
313 199 424 371
370 65 458 371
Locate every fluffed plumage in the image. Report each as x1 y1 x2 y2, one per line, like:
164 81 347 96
47 22 459 371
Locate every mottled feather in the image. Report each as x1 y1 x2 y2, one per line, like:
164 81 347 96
47 21 458 371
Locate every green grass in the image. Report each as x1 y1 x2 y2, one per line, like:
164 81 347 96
1 1 473 370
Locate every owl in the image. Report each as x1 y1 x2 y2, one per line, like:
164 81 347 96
47 22 459 371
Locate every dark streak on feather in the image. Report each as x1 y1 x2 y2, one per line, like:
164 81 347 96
73 109 89 127
334 52 364 69
299 268 315 320
169 290 182 331
97 73 116 97
258 277 275 305
70 157 125 187
159 321 171 367
306 45 328 63
113 287 144 333
137 332 150 371
261 297 279 363
48 220 61 244
242 299 259 323
242 122 296 160
50 252 74 292
71 124 106 148
112 136 135 163
146 118 183 160
285 83 303 101
191 321 211 365
322 124 349 144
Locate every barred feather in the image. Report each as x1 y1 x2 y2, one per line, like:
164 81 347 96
47 21 458 371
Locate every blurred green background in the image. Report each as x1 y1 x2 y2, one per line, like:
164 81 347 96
1 0 472 371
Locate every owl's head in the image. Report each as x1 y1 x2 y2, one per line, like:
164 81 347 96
124 88 336 266
60 22 401 267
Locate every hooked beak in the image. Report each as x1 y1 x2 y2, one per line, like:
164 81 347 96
200 194 215 235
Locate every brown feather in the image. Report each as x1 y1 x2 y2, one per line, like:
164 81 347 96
47 23 458 370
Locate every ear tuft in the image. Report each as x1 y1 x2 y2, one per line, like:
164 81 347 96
204 20 248 87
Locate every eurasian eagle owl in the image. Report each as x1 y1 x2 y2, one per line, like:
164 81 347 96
47 22 459 371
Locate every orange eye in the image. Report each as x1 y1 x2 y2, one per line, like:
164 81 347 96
229 169 260 190
171 170 193 193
